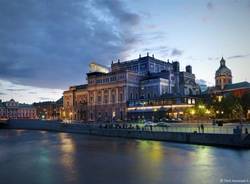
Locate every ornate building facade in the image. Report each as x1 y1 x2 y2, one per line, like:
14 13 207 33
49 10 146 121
63 54 200 122
0 99 37 119
206 57 250 97
215 57 232 90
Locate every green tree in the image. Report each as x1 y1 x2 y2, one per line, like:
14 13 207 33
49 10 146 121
220 94 243 119
241 93 250 117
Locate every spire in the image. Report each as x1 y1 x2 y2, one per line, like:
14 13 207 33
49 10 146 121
220 57 225 66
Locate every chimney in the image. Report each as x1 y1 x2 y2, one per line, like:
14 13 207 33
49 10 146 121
186 65 192 74
147 52 149 57
139 54 141 58
152 54 154 58
118 59 120 63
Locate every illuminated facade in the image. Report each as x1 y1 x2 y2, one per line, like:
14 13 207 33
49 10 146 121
63 54 200 122
0 99 37 119
33 98 63 120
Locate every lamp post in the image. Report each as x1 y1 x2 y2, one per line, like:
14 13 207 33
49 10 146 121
205 109 211 123
69 112 73 123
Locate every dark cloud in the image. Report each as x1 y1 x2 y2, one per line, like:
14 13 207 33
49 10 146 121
39 97 53 101
171 48 183 57
0 92 6 95
208 57 219 61
28 92 37 94
140 46 182 59
143 46 169 54
0 0 140 89
6 89 27 92
207 1 214 10
227 54 250 59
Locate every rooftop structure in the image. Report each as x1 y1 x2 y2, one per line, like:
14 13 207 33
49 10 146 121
215 57 232 90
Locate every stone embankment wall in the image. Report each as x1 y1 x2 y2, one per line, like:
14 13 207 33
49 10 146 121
3 120 250 148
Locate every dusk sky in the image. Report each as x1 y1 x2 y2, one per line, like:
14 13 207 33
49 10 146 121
0 0 250 103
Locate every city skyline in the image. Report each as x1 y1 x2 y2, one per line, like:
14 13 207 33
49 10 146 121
0 0 250 103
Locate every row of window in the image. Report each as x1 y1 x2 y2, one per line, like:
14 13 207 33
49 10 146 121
216 78 232 84
90 74 126 84
91 93 124 104
89 110 125 120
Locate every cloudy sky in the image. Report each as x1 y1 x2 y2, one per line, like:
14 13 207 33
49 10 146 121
0 0 250 103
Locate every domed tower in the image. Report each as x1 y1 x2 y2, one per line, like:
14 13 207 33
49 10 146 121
215 57 232 90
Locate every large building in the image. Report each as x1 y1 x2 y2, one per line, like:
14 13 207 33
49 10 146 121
0 99 37 119
63 54 200 122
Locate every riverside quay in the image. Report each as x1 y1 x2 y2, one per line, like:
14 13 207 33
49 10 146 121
63 53 200 122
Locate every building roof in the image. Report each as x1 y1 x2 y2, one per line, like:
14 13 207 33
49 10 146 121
142 70 170 81
69 84 88 90
112 55 173 67
75 84 88 90
224 81 250 91
18 103 34 108
215 57 232 77
89 62 109 73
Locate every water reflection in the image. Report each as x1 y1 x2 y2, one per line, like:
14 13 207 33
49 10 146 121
59 133 76 153
1 130 250 184
134 141 165 183
195 146 214 166
58 133 78 183
137 140 164 165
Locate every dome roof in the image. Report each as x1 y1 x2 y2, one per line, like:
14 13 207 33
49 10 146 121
215 57 232 77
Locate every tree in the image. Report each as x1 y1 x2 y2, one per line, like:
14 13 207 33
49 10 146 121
241 93 250 117
184 101 215 120
220 94 243 119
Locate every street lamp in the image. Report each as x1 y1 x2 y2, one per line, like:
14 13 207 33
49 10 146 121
69 112 73 123
198 105 205 109
190 109 195 115
205 110 210 114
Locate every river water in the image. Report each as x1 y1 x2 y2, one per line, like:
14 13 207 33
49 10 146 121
0 129 250 184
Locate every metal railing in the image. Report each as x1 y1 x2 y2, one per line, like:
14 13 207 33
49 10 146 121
60 121 250 135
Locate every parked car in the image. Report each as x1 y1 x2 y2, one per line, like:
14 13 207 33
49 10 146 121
144 121 158 127
157 122 171 127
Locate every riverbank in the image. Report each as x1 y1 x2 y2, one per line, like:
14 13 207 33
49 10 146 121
2 120 250 148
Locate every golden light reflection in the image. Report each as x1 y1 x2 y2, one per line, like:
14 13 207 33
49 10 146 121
186 146 216 183
195 146 214 166
16 129 25 136
134 140 165 182
59 133 77 173
137 141 164 165
59 133 76 153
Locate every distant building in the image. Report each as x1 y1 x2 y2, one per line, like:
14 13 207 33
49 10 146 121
63 54 200 122
196 79 208 92
33 97 63 120
206 57 250 97
0 99 37 119
179 65 200 96
215 57 232 90
0 100 7 119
